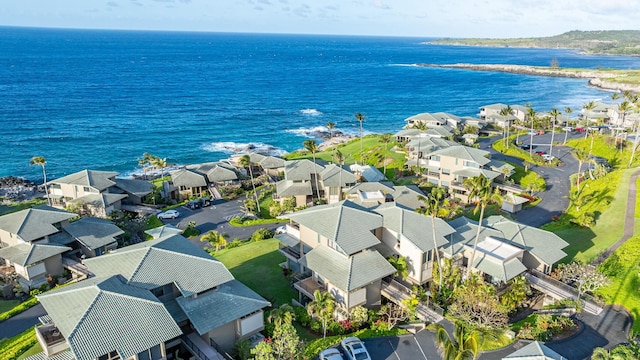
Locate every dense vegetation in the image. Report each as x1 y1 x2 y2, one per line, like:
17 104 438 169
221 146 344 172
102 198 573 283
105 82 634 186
429 30 640 56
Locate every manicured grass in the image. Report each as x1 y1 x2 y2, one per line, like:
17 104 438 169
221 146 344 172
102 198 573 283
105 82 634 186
16 342 42 360
145 215 164 230
566 134 640 170
635 178 640 219
543 169 632 263
597 236 640 333
0 300 19 314
0 199 46 216
0 326 37 360
214 239 297 307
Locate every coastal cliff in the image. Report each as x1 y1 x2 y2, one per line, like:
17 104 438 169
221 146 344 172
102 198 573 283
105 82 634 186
418 63 640 93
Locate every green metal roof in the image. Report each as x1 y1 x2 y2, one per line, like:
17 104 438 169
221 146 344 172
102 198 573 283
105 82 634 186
472 255 527 282
276 180 313 197
284 159 324 181
319 164 357 187
170 168 207 187
64 217 123 250
83 235 234 297
485 216 569 265
287 200 382 255
144 224 183 240
430 145 491 166
113 178 153 197
177 280 270 335
503 341 566 359
37 275 182 360
374 203 454 253
300 246 395 291
50 170 119 191
0 206 76 242
0 242 70 266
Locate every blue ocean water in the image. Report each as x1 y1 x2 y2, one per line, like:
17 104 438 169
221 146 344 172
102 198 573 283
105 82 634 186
2 27 639 180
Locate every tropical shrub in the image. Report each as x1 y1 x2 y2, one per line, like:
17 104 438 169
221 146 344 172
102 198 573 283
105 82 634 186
250 228 273 242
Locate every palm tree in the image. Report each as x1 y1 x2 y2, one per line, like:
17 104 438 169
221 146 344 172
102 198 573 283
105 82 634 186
431 323 479 360
388 255 409 280
575 149 590 192
354 112 365 165
200 230 227 251
463 175 502 279
582 101 596 139
526 106 537 158
326 121 336 149
137 152 153 180
267 304 294 326
412 122 428 176
303 140 321 203
563 107 573 145
628 100 640 168
498 105 513 147
380 133 393 177
334 149 345 200
618 101 632 153
306 290 335 339
548 108 560 155
419 187 446 292
29 156 50 206
239 154 260 213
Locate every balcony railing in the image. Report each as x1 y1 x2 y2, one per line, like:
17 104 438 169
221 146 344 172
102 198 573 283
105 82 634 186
293 275 326 299
36 325 69 357
278 246 302 260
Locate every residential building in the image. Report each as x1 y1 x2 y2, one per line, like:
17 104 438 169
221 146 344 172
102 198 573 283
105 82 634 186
48 170 151 217
274 159 324 207
0 206 122 289
170 162 240 199
318 164 357 204
32 234 270 360
503 341 566 360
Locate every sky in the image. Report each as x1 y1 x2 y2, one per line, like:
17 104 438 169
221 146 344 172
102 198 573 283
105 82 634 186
0 0 638 38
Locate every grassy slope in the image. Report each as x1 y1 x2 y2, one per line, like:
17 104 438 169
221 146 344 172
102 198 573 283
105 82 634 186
598 236 640 333
213 239 297 307
0 300 19 314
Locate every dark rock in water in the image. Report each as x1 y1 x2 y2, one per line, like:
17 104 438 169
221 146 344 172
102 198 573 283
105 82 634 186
0 176 33 187
313 130 344 140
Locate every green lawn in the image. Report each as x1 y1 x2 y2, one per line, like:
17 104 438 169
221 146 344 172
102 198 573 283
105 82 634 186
635 178 640 220
0 199 46 216
543 168 632 263
0 300 19 314
213 239 297 307
16 342 42 360
598 236 640 333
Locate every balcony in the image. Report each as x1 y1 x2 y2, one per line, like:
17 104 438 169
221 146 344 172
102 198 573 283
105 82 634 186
293 275 326 299
0 264 15 282
36 325 69 357
278 245 302 261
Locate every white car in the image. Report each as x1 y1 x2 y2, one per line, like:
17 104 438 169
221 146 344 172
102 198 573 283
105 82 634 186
542 154 555 161
157 209 180 219
319 348 344 360
274 225 287 234
562 126 573 132
341 337 371 360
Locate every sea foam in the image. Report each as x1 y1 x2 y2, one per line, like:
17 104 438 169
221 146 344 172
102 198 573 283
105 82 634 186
300 108 322 116
201 141 288 156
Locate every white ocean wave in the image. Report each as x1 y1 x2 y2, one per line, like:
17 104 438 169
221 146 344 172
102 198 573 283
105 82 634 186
300 108 322 116
201 141 288 156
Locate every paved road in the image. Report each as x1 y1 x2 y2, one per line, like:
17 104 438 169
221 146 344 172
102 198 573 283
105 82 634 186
479 133 581 227
0 302 46 340
159 196 285 249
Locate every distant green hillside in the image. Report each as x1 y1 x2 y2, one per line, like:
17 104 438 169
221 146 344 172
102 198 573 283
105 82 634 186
429 30 640 56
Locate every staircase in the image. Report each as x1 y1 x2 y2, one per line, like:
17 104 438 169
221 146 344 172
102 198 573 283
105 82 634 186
381 279 444 323
524 270 603 315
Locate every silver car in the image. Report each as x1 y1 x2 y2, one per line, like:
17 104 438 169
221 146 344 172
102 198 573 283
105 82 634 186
319 348 344 360
341 337 371 360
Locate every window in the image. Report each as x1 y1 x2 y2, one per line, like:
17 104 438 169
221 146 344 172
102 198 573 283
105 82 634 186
430 155 440 161
442 168 450 175
440 181 449 188
98 351 120 360
51 184 61 189
329 187 340 195
83 186 91 192
463 161 478 168
422 250 433 263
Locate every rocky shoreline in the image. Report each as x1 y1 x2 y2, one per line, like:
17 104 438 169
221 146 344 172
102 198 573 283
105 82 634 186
417 63 640 93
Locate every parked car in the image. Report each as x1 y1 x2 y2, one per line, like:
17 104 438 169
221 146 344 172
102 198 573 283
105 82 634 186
157 209 180 219
527 131 538 136
275 225 287 234
341 337 371 360
542 154 555 161
535 151 546 156
537 130 545 135
320 348 344 360
562 126 574 132
575 127 587 133
186 200 201 210
520 144 532 150
200 197 212 207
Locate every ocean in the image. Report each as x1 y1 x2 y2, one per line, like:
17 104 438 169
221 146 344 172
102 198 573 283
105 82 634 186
2 27 640 181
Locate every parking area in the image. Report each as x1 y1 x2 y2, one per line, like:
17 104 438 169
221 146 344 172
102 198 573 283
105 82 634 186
364 335 432 360
158 196 283 246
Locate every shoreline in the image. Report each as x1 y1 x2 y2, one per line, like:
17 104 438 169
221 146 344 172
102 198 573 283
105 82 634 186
417 63 640 93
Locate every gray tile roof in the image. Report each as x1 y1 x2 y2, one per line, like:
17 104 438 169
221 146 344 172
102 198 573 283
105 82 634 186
0 242 70 266
391 185 426 210
177 280 270 335
284 159 324 181
349 165 386 182
0 206 76 242
50 170 119 191
37 275 182 360
430 145 491 166
48 231 75 245
452 167 501 180
503 341 566 359
205 166 238 182
481 103 508 110
347 182 394 195
24 350 76 360
144 224 183 239
276 180 313 197
64 217 123 250
287 200 382 255
83 235 234 296
320 164 357 187
472 255 527 282
259 155 286 169
300 246 395 292
444 217 504 257
69 193 127 208
114 178 153 197
485 216 569 265
275 233 300 247
170 168 207 187
373 203 454 252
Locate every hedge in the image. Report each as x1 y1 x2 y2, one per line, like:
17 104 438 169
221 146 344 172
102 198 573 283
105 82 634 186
0 326 37 360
